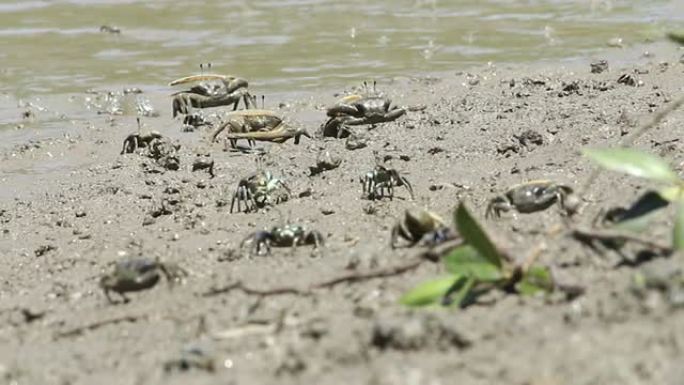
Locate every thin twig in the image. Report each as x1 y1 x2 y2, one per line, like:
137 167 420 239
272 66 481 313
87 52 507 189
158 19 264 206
54 314 145 339
579 94 684 198
623 94 684 147
520 241 547 274
571 227 672 254
312 258 425 289
202 253 437 299
202 281 309 297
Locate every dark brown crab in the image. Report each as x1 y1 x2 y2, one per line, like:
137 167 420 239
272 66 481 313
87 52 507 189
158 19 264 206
485 180 576 219
120 118 163 154
121 121 181 170
361 165 414 201
322 82 425 138
241 224 325 256
170 73 255 118
99 258 186 303
211 109 311 148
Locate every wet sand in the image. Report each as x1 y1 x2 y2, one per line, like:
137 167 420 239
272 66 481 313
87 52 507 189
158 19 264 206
1 43 684 385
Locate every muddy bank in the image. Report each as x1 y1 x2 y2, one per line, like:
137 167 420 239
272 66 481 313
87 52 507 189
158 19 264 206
1 44 684 385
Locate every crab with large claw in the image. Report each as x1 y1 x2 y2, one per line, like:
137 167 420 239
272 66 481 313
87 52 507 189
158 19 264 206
230 170 291 213
322 82 425 138
391 209 457 248
211 109 311 148
361 165 414 201
485 180 576 219
170 73 255 118
241 224 325 256
99 258 187 303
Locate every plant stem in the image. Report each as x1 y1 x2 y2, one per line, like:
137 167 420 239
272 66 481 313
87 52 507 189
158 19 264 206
571 227 672 254
579 94 684 198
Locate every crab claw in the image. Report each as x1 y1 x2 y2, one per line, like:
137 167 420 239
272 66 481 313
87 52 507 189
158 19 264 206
168 74 228 87
294 129 311 145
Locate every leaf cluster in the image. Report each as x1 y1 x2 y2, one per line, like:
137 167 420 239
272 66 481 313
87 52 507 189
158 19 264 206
401 203 553 307
583 148 684 251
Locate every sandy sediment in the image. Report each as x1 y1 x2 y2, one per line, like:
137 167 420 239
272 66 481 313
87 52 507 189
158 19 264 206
1 44 684 384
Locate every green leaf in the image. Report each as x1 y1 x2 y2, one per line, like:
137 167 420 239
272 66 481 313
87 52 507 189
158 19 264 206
612 213 659 233
667 31 684 45
442 275 476 308
583 148 679 184
444 245 502 281
674 201 684 252
658 186 684 202
400 276 459 307
516 266 554 296
454 202 503 268
607 190 669 233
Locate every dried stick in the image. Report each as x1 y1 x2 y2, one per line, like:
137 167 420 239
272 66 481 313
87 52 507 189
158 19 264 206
571 227 672 254
579 94 684 198
202 249 442 299
54 314 144 339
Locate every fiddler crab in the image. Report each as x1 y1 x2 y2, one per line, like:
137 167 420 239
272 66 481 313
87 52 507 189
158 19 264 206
169 70 255 118
485 180 577 219
391 209 457 248
192 155 215 178
322 81 426 138
241 224 325 256
120 118 163 154
211 109 311 149
361 165 414 201
230 170 291 213
99 258 187 303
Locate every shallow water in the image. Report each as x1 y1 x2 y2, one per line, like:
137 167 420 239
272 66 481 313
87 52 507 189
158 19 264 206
0 0 682 149
0 0 682 95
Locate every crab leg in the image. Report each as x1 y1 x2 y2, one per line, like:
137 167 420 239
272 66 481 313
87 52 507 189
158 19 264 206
400 177 415 200
223 126 310 144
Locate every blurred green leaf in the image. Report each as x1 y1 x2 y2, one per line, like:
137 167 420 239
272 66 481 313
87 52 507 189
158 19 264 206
674 201 684 252
444 245 502 281
516 266 554 296
400 276 458 307
658 186 684 202
583 148 679 184
442 275 477 308
612 213 659 233
454 202 503 268
667 31 684 45
606 190 669 233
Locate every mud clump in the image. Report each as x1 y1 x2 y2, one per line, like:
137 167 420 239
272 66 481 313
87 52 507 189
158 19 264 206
371 313 471 351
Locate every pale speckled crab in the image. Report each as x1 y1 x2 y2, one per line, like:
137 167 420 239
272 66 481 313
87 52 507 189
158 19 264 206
391 209 457 248
99 258 187 303
230 170 291 213
211 109 311 149
240 224 325 256
322 81 425 138
170 73 255 117
485 180 575 219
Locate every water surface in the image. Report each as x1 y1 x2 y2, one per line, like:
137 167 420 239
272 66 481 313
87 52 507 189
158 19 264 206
0 0 681 95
